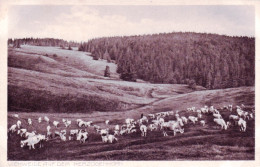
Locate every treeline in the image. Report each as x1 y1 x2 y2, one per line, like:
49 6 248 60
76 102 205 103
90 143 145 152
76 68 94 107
78 32 255 89
8 38 80 48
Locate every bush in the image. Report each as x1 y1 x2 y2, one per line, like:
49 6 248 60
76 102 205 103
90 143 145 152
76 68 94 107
120 72 137 82
104 66 110 77
93 54 99 60
188 79 197 90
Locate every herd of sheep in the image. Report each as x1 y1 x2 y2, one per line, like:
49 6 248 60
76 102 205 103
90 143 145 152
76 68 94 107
8 104 254 150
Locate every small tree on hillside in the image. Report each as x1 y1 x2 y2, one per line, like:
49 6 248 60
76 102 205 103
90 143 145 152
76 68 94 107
188 79 197 90
104 66 110 77
93 54 99 60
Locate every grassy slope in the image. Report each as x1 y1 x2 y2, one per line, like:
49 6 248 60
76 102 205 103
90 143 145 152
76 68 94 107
8 45 198 112
8 97 254 160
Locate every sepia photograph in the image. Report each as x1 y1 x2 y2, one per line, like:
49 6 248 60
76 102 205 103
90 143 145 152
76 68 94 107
5 4 256 161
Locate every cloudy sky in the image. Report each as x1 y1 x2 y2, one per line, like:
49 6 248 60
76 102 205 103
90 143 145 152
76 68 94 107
8 5 255 42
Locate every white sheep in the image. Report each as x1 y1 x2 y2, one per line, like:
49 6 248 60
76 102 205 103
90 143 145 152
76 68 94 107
28 118 32 125
238 118 246 132
140 125 147 137
53 121 59 128
17 120 22 129
8 124 17 133
188 116 198 124
44 116 49 123
200 120 206 126
213 118 227 130
38 117 42 123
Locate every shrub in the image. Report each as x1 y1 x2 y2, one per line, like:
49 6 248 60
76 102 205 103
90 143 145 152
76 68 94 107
188 79 197 90
104 66 110 77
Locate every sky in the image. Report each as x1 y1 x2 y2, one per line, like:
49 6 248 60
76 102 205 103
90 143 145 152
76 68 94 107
8 5 255 42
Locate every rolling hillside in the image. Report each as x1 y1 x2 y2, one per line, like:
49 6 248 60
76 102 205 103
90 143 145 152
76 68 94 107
8 45 202 113
7 45 255 160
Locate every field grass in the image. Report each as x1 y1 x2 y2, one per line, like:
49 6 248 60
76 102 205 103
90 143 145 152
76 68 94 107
8 103 254 160
7 45 255 160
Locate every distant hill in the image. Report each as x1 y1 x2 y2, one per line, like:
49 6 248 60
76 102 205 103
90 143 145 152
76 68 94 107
79 32 255 89
8 37 80 48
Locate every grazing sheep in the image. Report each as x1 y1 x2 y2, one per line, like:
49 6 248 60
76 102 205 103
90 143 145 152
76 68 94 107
37 134 46 148
229 115 239 121
60 130 66 135
140 125 147 137
249 113 254 119
168 122 184 136
53 121 59 128
209 106 215 113
213 109 220 115
76 119 83 125
125 118 134 125
149 124 158 131
46 131 52 140
120 129 127 136
20 135 40 150
127 124 136 134
107 134 118 143
69 129 79 140
44 116 49 123
213 113 222 119
148 114 155 119
158 117 164 124
28 118 32 125
17 128 27 137
200 120 206 126
114 125 120 131
114 130 120 136
24 131 36 138
140 116 148 124
213 118 228 130
38 117 42 123
168 111 174 116
101 135 108 143
93 125 101 132
228 105 233 112
175 113 180 119
100 129 109 136
105 120 110 125
8 124 17 133
162 119 184 137
62 118 66 123
13 114 19 118
47 125 51 132
78 120 92 128
180 116 187 124
188 116 198 124
17 120 22 129
236 108 244 117
77 130 88 143
201 106 208 114
197 113 202 119
64 120 72 128
196 110 202 114
238 118 246 132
